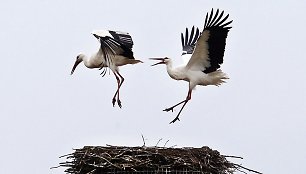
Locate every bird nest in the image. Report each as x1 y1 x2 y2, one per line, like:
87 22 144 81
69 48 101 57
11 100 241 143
56 145 261 174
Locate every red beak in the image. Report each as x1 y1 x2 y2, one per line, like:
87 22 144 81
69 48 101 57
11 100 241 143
150 58 166 66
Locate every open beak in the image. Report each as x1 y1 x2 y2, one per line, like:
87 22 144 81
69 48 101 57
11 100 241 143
71 59 81 75
150 58 166 66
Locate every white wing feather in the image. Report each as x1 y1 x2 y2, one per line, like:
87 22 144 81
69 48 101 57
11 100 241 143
186 30 211 71
91 30 113 38
181 54 192 65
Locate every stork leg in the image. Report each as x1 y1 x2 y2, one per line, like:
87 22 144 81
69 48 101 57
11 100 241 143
112 71 124 108
116 72 124 108
164 89 192 124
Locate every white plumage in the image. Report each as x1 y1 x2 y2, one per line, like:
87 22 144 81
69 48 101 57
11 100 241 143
71 30 142 108
151 9 232 123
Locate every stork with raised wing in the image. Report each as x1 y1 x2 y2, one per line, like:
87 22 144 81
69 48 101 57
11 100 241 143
151 9 232 123
71 30 143 108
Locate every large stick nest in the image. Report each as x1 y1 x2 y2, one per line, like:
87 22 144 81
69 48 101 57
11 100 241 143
57 145 261 174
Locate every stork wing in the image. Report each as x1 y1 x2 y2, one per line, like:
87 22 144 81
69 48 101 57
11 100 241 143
186 9 232 73
91 30 135 67
181 26 200 64
109 31 134 50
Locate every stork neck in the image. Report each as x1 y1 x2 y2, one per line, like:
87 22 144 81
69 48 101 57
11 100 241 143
165 59 173 71
83 53 104 68
82 55 91 68
166 60 180 80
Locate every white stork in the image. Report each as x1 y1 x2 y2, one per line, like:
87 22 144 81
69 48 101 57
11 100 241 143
151 9 232 123
71 30 143 108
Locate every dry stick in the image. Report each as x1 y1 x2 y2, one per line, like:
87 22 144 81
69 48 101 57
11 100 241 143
155 138 163 147
222 155 244 159
114 149 130 158
77 149 89 173
89 154 121 169
59 153 74 158
106 144 115 147
50 166 60 169
234 164 263 174
169 145 177 148
85 169 96 174
164 140 170 148
236 168 248 174
141 134 146 147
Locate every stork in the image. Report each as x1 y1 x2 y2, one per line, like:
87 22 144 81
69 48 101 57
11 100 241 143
151 9 232 123
71 30 143 108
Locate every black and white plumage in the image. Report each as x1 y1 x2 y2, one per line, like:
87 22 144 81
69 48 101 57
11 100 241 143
151 9 232 123
71 30 143 108
181 26 200 64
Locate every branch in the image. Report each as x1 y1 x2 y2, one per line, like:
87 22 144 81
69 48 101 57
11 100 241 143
141 134 146 147
234 164 263 174
164 140 170 148
223 155 244 159
155 138 163 147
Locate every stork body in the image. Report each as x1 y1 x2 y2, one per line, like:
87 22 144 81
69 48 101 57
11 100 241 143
151 9 232 123
71 30 142 108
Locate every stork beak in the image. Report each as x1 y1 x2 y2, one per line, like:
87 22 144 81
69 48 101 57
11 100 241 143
150 58 166 66
71 59 82 75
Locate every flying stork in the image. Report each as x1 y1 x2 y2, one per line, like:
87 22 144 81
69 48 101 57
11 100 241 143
71 30 143 108
151 9 232 124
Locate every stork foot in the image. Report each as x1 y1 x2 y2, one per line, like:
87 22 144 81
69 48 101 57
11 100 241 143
112 97 122 108
163 107 174 112
169 116 180 124
117 99 122 108
112 98 116 107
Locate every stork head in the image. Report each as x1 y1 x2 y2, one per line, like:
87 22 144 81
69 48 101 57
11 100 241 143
71 54 85 75
150 57 170 66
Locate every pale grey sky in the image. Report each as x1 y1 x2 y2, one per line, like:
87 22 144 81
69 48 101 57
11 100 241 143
1 1 306 174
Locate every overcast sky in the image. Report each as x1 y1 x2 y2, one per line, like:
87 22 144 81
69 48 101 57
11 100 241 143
1 1 306 174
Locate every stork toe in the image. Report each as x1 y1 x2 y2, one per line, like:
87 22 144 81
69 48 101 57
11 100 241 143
170 117 180 124
112 98 116 107
163 107 174 112
117 99 122 108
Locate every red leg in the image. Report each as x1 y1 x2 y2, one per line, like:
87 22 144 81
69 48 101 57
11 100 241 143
163 88 192 112
112 71 124 108
116 72 124 108
169 90 192 124
112 72 120 107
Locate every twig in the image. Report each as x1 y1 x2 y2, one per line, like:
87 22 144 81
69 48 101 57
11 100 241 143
234 164 263 174
164 140 170 148
236 168 248 174
85 169 96 174
155 138 163 147
50 166 60 169
223 155 244 159
106 144 115 147
141 134 146 147
59 153 74 158
169 145 177 148
89 154 121 169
